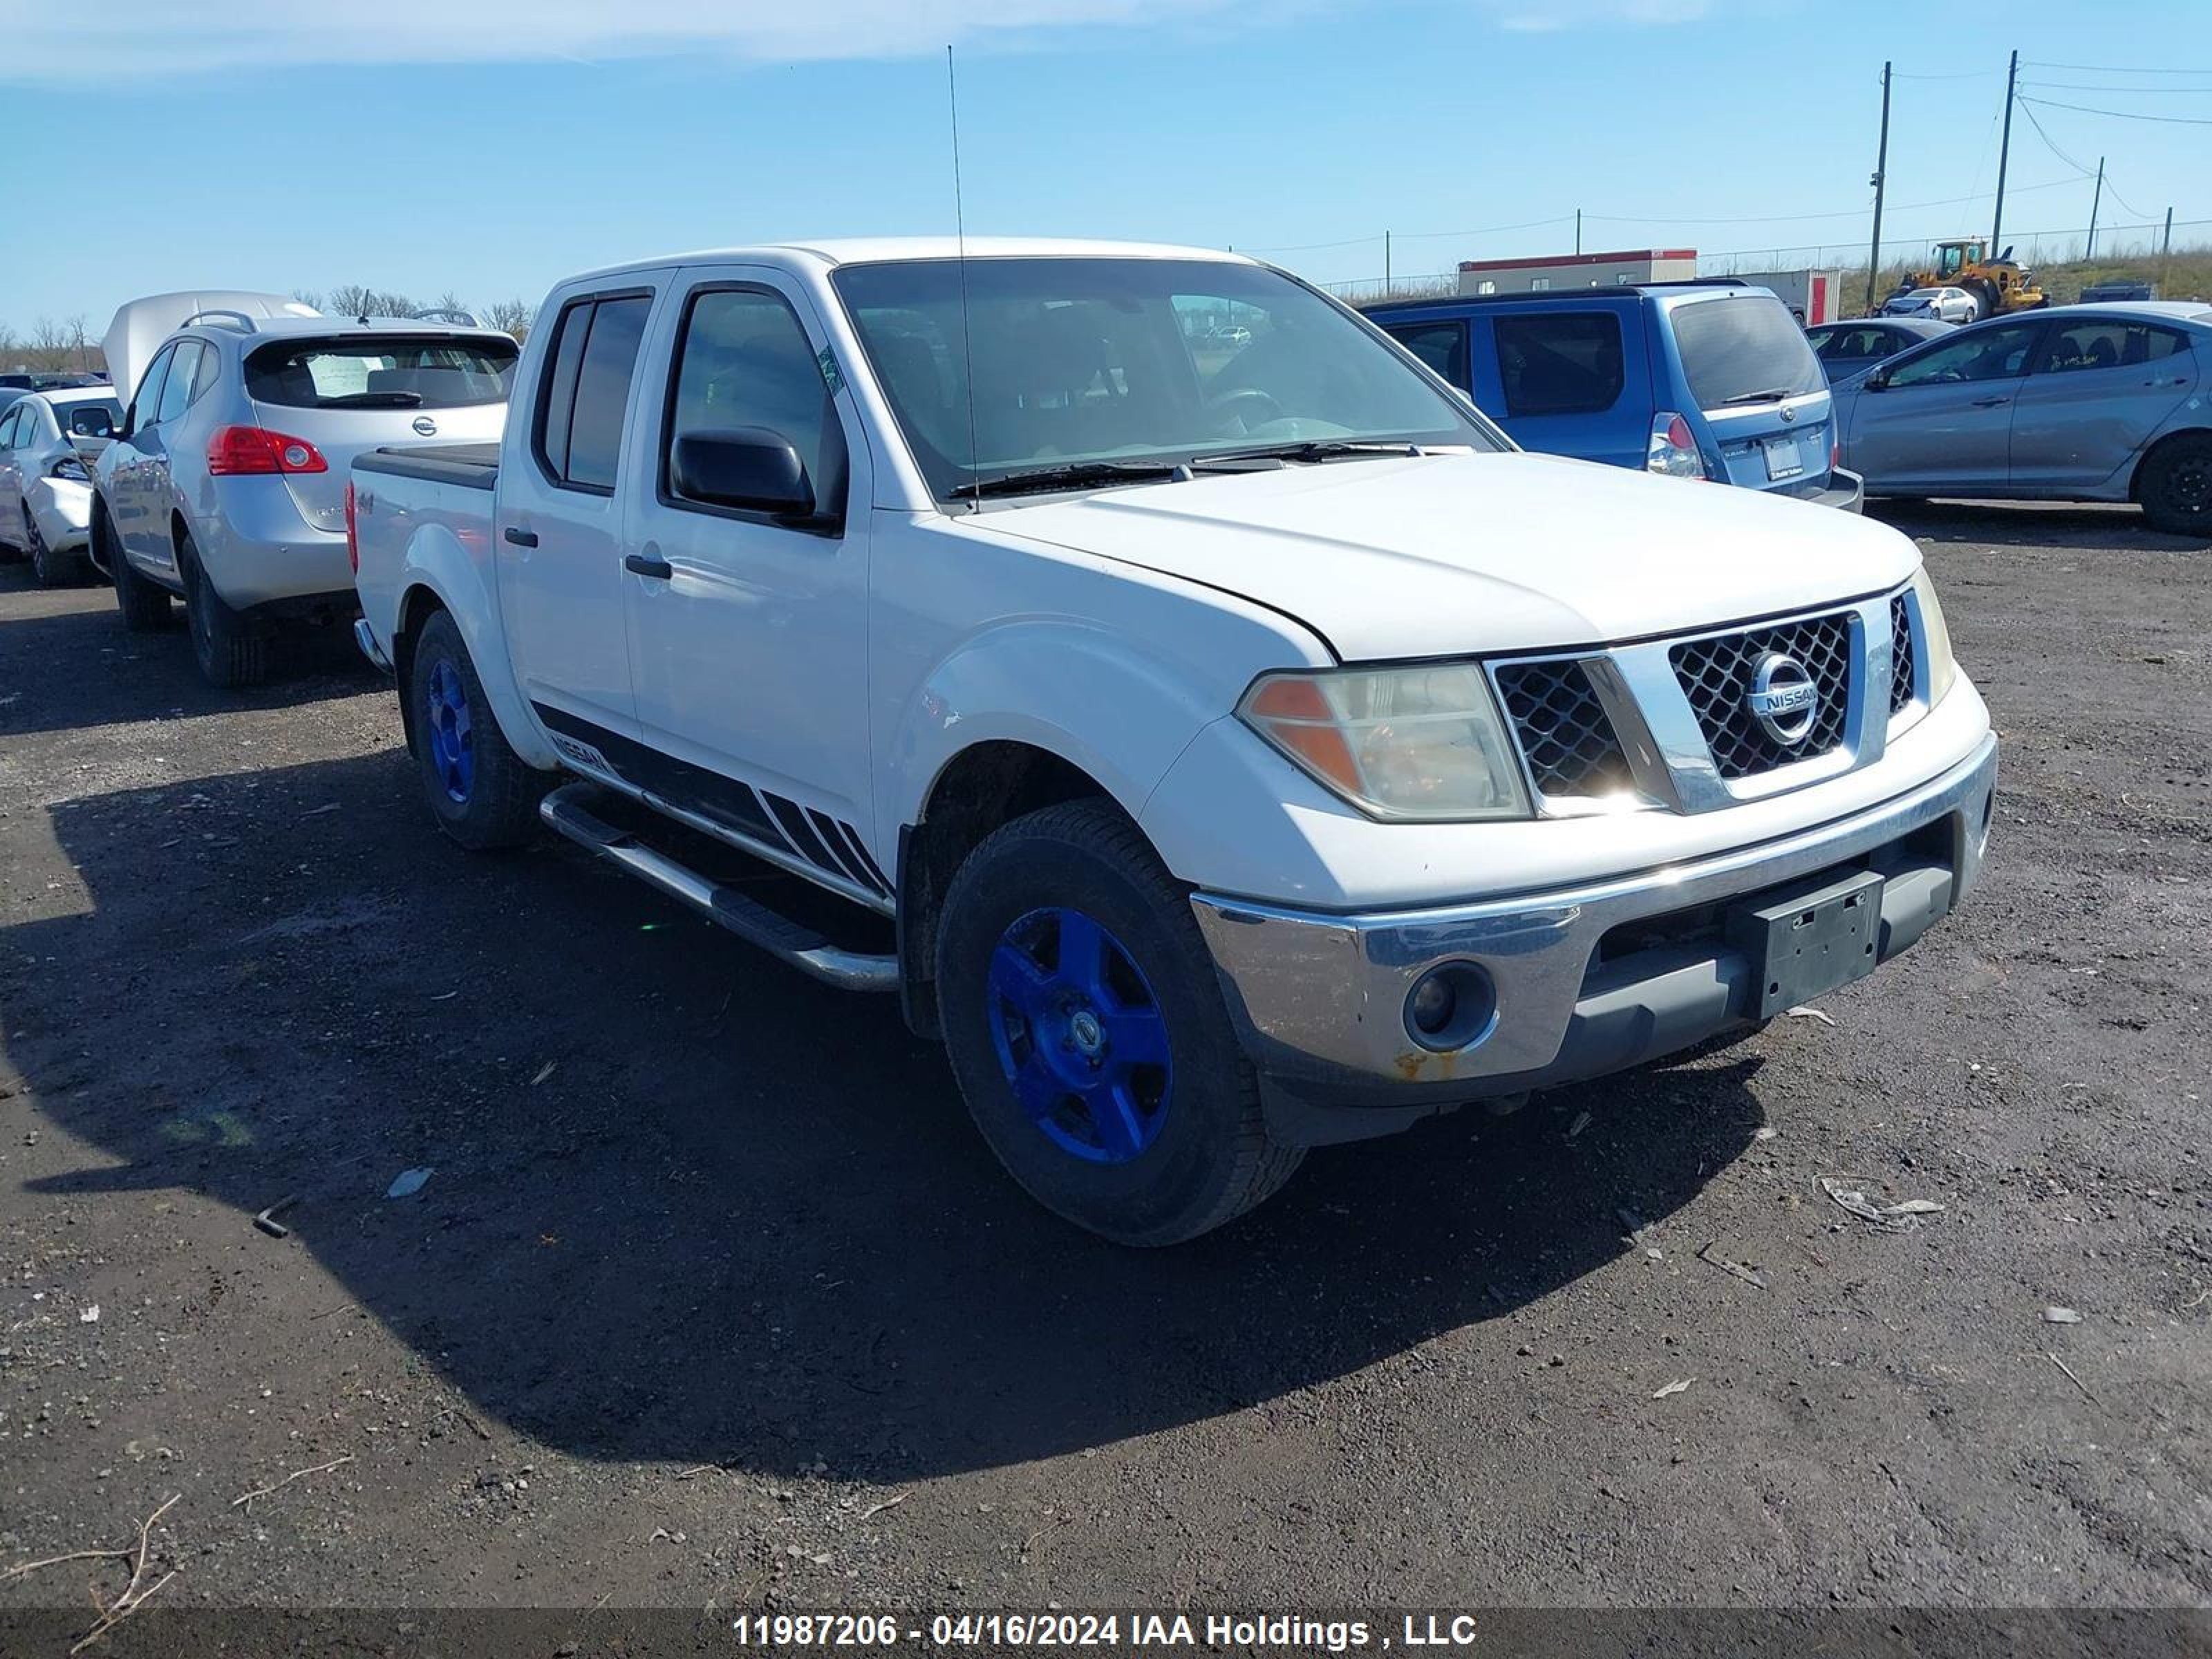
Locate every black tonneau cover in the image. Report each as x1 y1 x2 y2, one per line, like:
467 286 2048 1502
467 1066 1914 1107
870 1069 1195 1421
354 442 501 491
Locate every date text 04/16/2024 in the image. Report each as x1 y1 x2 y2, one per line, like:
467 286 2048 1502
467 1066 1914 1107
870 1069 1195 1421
728 1613 1495 1650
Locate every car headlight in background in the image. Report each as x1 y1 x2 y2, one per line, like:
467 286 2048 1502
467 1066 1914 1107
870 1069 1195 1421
1239 664 1530 821
1911 563 1958 705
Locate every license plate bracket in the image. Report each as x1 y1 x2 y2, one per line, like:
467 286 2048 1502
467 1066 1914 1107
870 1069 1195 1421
1763 434 1806 481
1725 868 1884 1020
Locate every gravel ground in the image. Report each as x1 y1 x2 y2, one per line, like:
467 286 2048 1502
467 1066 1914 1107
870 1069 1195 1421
0 502 2206 1635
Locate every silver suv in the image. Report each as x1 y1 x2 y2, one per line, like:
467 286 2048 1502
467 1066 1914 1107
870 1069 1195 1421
91 313 517 685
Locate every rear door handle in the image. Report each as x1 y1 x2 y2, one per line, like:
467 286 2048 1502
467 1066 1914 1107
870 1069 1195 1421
503 525 537 547
1969 396 2012 408
624 553 673 581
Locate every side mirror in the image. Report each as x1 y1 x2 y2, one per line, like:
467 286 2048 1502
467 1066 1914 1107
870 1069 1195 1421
71 411 115 439
1863 369 1889 392
671 427 814 520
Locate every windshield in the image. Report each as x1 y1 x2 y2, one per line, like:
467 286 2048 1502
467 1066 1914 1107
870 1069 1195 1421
1667 293 1825 409
244 335 518 410
831 256 1497 499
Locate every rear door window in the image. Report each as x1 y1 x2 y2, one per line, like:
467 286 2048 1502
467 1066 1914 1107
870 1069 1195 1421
534 294 651 493
2032 320 2188 376
1385 321 1470 391
1667 295 1824 409
246 336 517 410
1492 312 1624 416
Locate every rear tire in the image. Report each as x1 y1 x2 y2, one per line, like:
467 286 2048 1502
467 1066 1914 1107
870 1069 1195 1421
181 536 268 688
2138 433 2212 541
109 514 175 633
25 506 82 588
937 798 1303 1246
408 608 547 851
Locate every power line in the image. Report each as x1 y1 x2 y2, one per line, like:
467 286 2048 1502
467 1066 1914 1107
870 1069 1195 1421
2022 59 2212 75
2019 94 2212 124
2021 79 2212 93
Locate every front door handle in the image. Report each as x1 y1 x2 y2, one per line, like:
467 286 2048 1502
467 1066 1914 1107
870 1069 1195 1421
503 525 538 547
624 553 673 581
1969 396 2012 408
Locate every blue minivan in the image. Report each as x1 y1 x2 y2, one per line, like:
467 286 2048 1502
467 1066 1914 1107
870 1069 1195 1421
1365 283 1864 511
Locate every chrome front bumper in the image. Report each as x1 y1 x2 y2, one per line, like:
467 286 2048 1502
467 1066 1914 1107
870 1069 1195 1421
1192 732 1996 1126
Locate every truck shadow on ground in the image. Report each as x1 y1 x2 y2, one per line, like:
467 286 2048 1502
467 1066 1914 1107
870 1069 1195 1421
1869 498 2207 552
0 566 373 737
5 752 1766 1481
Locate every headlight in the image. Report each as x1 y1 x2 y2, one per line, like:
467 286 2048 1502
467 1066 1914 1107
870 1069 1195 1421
1239 663 1530 821
1910 564 1958 704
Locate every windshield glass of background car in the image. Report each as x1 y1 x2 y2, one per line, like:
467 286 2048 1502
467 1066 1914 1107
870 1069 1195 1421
1668 295 1824 409
831 257 1495 498
245 337 518 410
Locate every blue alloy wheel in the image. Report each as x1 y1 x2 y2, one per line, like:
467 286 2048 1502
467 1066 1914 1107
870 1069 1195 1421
424 659 476 804
988 906 1173 1164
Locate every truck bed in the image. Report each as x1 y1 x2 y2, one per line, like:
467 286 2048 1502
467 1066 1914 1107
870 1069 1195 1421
354 442 501 491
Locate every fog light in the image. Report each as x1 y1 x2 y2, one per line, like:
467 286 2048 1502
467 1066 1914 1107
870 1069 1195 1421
1403 963 1498 1052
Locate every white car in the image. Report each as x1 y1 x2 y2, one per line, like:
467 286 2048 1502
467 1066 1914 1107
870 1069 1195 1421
1882 285 1978 325
349 238 1996 1245
0 386 124 585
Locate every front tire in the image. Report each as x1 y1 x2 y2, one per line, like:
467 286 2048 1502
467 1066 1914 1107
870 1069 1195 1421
408 608 546 850
937 798 1303 1246
181 536 268 688
2139 433 2212 540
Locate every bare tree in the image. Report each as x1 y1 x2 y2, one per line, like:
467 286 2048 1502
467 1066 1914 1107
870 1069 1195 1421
26 317 71 373
482 298 536 341
66 314 91 373
290 288 324 313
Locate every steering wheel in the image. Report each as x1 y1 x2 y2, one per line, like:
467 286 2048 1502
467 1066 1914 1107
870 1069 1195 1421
1206 386 1286 430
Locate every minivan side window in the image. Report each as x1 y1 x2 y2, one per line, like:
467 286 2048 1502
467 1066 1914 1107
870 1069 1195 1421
129 346 176 433
1385 321 1470 391
534 293 652 494
1492 312 1624 417
662 286 843 522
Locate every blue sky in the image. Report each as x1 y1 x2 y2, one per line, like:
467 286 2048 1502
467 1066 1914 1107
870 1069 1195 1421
3 0 2204 332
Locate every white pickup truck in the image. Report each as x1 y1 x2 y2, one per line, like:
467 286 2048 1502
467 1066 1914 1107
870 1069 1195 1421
350 238 1996 1245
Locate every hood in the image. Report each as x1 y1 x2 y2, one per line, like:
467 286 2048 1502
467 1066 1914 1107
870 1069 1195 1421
975 451 1918 661
100 291 319 408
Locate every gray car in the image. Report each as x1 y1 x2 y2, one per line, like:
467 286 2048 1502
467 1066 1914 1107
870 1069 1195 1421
1832 302 2212 538
1805 316 1950 384
0 387 124 585
93 313 517 685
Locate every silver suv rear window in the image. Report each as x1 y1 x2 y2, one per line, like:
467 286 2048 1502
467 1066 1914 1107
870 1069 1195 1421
245 335 518 411
1668 295 1824 411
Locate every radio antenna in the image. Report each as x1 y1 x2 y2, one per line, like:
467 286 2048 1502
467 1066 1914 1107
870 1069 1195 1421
947 44 984 513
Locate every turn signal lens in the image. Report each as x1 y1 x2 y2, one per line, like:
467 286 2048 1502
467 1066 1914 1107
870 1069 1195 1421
1239 664 1530 822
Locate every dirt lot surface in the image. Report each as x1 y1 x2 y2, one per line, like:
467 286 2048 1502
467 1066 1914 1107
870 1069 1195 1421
1 503 2207 1635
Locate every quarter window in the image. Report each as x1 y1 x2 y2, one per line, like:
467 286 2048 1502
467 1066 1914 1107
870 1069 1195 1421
1492 311 1624 416
534 293 652 493
1385 321 1470 391
663 287 840 518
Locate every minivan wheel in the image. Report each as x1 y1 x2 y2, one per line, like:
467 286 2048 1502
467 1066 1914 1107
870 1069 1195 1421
2139 433 2212 540
936 798 1303 1246
408 608 547 850
109 521 175 632
181 538 268 688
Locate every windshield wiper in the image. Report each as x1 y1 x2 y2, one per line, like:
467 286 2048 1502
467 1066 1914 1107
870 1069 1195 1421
1191 440 1420 468
323 391 426 408
1718 387 1799 407
950 460 1182 500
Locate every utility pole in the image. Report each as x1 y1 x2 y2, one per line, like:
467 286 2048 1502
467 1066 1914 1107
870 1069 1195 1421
1575 209 1582 256
2163 206 2175 292
1868 59 1893 312
2085 157 2105 261
1990 48 2018 253
1385 231 1391 290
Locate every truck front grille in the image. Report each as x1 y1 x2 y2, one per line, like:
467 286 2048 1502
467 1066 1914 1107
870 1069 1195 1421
1888 593 1916 716
1669 611 1853 780
1493 659 1635 800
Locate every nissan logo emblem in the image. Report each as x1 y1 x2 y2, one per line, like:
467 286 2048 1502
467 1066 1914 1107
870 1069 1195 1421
412 415 438 437
1745 652 1819 745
